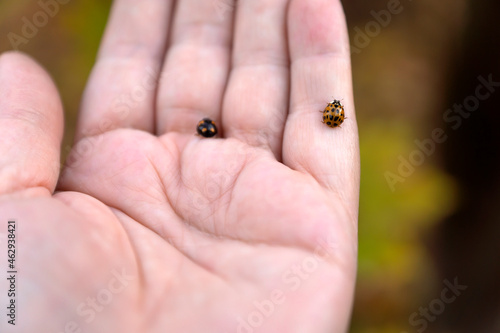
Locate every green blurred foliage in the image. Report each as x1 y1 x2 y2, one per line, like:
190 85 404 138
353 120 458 332
348 0 466 331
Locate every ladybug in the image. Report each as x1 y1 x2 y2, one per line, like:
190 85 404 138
321 100 345 128
196 118 218 138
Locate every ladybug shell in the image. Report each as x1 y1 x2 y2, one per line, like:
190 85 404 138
322 100 345 128
196 118 218 138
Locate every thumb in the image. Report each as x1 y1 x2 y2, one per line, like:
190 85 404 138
0 51 63 195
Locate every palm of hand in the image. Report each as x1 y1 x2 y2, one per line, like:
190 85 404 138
0 1 358 333
51 128 351 332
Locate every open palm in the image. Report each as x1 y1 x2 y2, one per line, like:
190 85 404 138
0 1 359 332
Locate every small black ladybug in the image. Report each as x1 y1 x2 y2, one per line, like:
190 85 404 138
196 118 218 138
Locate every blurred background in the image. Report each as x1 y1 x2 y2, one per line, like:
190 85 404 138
1 0 499 332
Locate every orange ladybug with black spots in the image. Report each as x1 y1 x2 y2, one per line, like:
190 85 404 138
321 100 345 128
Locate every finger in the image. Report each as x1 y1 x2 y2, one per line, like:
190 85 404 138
0 52 63 194
222 0 290 158
156 0 234 135
76 0 175 140
284 0 359 207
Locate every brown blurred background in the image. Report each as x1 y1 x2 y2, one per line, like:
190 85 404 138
1 1 499 332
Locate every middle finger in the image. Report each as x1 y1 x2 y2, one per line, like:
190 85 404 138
156 0 235 135
222 0 290 158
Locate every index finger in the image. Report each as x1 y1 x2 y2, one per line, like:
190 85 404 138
283 0 359 209
76 0 174 140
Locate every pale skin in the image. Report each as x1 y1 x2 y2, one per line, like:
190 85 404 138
0 0 359 332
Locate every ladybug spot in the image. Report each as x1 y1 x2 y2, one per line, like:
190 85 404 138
329 115 333 120
334 123 338 127
326 122 332 126
334 116 339 121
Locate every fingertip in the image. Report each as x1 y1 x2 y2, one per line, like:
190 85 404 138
288 0 350 59
0 51 64 136
0 50 25 63
0 51 64 194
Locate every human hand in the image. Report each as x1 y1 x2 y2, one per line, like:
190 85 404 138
0 0 359 332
